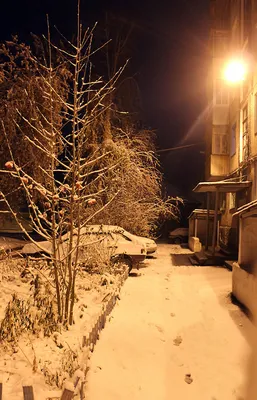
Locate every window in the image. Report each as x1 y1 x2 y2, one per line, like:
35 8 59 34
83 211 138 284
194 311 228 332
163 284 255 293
122 234 132 241
212 125 228 155
231 123 236 156
115 233 132 242
214 79 229 105
212 135 228 155
241 105 249 160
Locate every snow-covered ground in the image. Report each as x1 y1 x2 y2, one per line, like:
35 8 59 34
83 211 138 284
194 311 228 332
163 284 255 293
0 256 123 399
85 243 255 400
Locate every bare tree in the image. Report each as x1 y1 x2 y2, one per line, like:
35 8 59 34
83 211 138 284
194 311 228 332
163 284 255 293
0 5 126 326
0 35 69 212
86 125 179 236
0 2 179 331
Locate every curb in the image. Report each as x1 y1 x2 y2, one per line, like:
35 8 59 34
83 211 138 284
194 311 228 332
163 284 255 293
60 268 129 399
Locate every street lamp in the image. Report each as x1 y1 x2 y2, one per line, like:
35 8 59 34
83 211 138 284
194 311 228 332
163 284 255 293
223 59 247 83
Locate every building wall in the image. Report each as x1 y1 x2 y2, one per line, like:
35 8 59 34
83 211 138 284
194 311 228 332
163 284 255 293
209 1 257 311
207 1 257 191
239 213 257 273
207 55 230 179
206 5 230 181
205 0 256 253
251 160 257 200
208 0 257 184
232 207 257 320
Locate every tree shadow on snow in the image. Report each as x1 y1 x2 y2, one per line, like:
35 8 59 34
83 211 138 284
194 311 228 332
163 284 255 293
129 271 142 278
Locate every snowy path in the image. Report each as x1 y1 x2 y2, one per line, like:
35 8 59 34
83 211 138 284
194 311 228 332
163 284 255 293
85 244 254 400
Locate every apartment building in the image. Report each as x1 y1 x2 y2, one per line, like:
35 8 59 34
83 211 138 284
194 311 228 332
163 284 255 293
191 0 257 314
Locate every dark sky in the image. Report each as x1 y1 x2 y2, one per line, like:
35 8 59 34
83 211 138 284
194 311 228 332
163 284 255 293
0 0 210 196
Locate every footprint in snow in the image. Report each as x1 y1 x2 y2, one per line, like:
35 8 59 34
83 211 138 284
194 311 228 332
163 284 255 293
173 335 182 346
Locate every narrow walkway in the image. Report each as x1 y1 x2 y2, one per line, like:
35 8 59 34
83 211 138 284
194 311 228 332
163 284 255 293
85 244 253 400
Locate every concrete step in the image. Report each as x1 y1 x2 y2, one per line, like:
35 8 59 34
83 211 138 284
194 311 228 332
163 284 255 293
188 255 199 266
194 251 208 265
190 250 226 266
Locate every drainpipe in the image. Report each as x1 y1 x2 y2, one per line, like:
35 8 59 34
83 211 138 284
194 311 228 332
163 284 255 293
238 215 242 264
205 192 210 250
212 188 219 256
217 220 220 249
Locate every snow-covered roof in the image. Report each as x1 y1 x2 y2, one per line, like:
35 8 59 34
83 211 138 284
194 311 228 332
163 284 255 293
233 200 257 217
188 209 221 219
193 180 252 193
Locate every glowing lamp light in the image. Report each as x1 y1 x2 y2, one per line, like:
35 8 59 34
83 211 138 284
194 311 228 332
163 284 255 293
224 60 247 83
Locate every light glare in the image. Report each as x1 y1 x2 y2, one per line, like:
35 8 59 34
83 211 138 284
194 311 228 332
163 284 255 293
224 60 247 83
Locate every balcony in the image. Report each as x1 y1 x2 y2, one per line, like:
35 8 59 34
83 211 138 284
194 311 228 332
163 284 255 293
210 154 229 178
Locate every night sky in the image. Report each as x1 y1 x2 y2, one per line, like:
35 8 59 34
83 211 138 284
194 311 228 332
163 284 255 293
0 0 209 197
